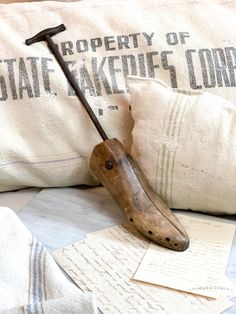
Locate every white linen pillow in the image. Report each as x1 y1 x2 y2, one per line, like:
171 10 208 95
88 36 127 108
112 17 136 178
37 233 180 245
128 76 236 214
1 0 236 191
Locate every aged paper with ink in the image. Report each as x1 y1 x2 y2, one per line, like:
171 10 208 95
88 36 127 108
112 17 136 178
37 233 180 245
188 275 236 300
53 224 233 314
133 214 236 299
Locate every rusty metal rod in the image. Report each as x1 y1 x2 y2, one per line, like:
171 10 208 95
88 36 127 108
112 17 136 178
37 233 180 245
25 24 109 141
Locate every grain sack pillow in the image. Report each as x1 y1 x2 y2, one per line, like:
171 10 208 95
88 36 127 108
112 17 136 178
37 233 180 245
1 0 236 191
128 76 236 214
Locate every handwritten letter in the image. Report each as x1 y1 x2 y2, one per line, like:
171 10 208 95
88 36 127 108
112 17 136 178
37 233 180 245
133 214 236 298
53 221 233 314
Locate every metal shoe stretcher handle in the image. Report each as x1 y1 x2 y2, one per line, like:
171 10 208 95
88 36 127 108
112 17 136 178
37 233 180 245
25 24 189 251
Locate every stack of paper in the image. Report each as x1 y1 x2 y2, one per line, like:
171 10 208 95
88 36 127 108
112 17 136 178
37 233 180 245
53 214 236 314
134 214 236 299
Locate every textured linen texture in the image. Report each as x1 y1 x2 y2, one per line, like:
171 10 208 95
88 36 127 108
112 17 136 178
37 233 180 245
128 76 236 214
1 0 236 191
0 207 97 313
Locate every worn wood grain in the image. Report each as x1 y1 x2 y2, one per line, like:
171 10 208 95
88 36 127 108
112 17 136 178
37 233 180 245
90 138 189 251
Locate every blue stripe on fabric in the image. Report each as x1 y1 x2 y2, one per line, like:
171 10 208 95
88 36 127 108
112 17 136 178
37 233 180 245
26 304 33 314
27 240 46 314
37 245 45 303
32 242 40 314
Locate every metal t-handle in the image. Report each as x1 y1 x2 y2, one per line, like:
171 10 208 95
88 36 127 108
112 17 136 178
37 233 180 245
25 24 108 141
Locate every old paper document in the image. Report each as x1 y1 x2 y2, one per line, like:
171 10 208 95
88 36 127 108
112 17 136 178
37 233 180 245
53 224 233 314
133 214 236 299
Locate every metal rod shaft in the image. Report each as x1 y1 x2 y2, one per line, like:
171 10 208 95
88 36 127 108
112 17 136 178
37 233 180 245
45 35 109 141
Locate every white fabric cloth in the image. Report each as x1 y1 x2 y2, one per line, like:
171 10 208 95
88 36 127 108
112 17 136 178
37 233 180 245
0 207 97 313
128 76 236 214
0 0 236 191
